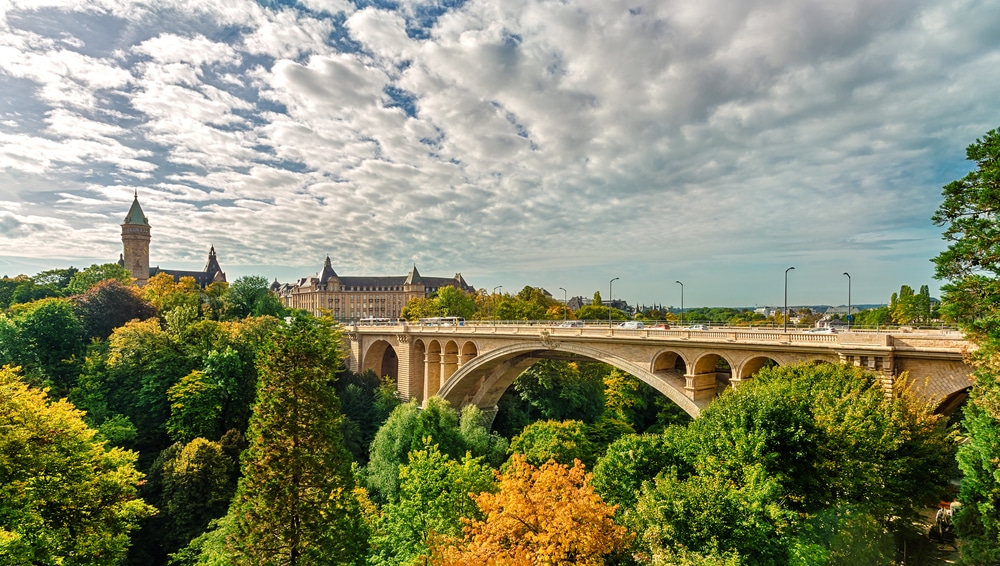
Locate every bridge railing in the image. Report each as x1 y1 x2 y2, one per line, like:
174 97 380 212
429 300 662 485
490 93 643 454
350 321 966 351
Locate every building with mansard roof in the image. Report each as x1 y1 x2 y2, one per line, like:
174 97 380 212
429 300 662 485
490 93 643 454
273 256 474 319
118 193 226 287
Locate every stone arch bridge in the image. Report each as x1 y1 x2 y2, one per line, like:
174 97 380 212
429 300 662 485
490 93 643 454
343 324 973 419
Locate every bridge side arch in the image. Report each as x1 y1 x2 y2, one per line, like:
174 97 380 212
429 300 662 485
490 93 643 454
438 341 703 418
361 339 399 382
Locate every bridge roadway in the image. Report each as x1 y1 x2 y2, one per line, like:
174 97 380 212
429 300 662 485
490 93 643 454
343 323 974 418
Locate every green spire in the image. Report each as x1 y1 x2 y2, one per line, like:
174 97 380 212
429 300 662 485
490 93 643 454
123 192 148 226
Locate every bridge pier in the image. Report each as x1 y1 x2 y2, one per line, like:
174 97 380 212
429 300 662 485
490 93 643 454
685 372 717 401
423 350 441 405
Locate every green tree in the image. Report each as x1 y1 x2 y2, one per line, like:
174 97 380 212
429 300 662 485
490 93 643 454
437 285 477 319
369 443 496 565
203 281 229 321
66 262 133 295
494 295 547 321
0 274 64 308
225 275 284 319
400 296 442 321
591 428 692 510
0 297 84 394
917 284 933 323
574 304 627 321
892 284 918 324
228 314 366 565
852 306 891 329
509 419 596 468
32 266 78 289
931 126 1000 562
0 366 155 565
166 370 224 444
335 369 402 464
160 438 236 553
458 403 508 466
513 360 605 423
366 400 422 502
366 398 507 504
83 318 190 452
627 362 954 563
603 367 657 430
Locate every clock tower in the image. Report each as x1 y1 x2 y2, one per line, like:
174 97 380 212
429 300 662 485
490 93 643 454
121 192 150 286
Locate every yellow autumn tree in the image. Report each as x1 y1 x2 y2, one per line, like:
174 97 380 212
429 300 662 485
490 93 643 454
432 454 632 566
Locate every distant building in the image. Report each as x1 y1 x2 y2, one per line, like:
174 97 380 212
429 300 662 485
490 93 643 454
118 193 226 287
274 257 474 319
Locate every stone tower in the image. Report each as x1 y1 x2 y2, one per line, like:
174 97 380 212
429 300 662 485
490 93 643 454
121 192 150 286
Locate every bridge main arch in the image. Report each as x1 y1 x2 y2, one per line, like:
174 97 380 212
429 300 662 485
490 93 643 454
437 340 704 418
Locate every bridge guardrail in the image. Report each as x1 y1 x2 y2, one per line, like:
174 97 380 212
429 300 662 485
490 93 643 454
351 323 969 352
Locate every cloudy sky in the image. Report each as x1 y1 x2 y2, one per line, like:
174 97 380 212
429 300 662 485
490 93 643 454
0 0 997 308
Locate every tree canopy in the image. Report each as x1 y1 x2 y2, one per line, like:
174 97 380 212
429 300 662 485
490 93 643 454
227 314 367 565
931 126 1000 562
619 362 954 564
0 366 155 565
432 454 631 565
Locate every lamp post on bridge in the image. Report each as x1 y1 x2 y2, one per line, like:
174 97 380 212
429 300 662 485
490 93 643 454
609 277 619 329
784 266 795 333
559 287 567 321
675 280 684 326
843 272 851 330
492 285 502 324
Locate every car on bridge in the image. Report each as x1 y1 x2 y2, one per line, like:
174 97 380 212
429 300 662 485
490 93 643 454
617 321 645 329
558 320 585 328
802 327 837 334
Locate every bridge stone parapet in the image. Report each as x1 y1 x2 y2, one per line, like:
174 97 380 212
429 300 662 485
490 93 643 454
344 324 973 418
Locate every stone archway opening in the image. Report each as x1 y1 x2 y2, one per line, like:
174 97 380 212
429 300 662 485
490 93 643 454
362 340 399 383
692 353 734 394
439 342 703 422
461 341 478 365
935 386 971 417
653 351 687 375
740 356 779 380
381 346 398 382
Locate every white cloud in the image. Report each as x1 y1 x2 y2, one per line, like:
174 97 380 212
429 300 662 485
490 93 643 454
1 0 998 304
134 33 241 68
243 7 338 59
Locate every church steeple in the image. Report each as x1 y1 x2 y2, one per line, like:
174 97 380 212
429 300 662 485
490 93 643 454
121 192 151 286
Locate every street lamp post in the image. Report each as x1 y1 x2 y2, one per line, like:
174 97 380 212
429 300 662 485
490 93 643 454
559 287 567 321
609 277 619 329
784 267 795 332
675 280 684 326
492 285 502 324
843 272 851 330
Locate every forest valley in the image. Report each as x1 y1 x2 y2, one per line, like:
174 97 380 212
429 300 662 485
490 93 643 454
8 126 1000 565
